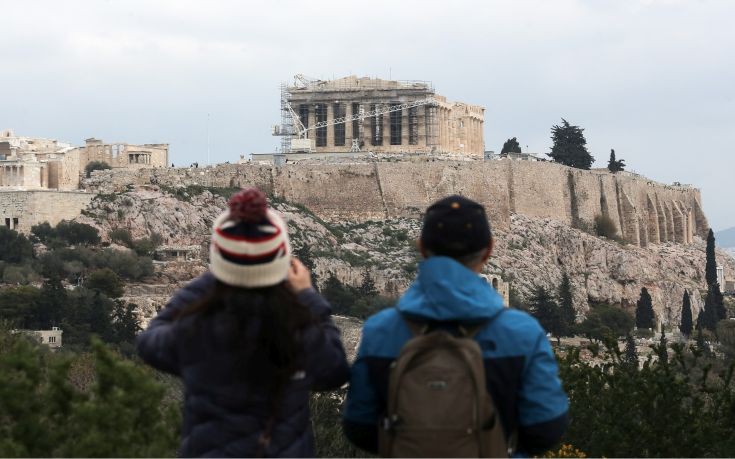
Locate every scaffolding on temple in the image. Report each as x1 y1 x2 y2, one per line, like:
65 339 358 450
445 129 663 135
273 75 445 154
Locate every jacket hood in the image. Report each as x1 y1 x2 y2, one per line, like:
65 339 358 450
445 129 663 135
397 256 506 322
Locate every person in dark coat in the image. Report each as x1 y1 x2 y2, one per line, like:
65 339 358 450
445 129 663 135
137 188 350 457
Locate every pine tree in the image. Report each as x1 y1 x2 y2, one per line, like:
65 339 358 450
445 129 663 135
548 119 594 170
679 290 693 337
657 329 669 365
111 301 141 346
635 287 656 329
359 269 378 297
607 149 626 173
529 286 562 341
706 229 718 288
623 333 638 368
501 137 522 155
558 273 576 336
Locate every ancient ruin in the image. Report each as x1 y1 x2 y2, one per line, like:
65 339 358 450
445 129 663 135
274 75 484 156
77 138 169 169
0 129 168 191
0 129 168 231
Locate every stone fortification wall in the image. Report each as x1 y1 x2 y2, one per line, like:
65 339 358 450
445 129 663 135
0 190 94 232
83 161 708 246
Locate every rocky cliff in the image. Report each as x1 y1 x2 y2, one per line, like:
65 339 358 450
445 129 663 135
83 160 708 248
73 183 733 331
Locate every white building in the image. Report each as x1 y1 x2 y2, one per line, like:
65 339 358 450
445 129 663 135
12 327 63 349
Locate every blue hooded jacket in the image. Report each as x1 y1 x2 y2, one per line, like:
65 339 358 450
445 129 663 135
343 257 569 455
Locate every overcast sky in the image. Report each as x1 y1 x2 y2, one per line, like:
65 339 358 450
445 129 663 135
1 0 733 230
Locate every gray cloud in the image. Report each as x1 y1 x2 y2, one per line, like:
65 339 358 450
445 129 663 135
0 0 732 229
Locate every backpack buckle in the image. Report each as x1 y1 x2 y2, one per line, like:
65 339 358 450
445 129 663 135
381 414 401 431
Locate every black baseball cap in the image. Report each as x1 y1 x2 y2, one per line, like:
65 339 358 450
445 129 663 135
420 195 492 258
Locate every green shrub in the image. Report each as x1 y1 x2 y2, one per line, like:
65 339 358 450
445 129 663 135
109 228 134 248
85 161 111 178
93 248 153 281
574 303 633 342
560 341 735 457
310 390 365 457
132 238 158 256
84 268 124 298
0 330 179 457
55 221 100 246
32 221 100 247
0 227 33 263
594 214 619 240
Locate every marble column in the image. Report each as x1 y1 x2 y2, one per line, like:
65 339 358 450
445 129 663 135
345 102 353 143
326 103 335 148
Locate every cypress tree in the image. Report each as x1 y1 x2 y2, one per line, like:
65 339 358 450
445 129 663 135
679 290 693 337
635 287 655 329
657 329 669 365
558 273 576 336
359 269 378 297
705 229 718 288
697 288 721 332
607 149 626 173
624 333 638 368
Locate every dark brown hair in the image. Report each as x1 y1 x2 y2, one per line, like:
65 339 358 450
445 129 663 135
177 280 314 398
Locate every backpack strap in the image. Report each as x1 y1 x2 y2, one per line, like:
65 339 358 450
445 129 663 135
403 317 430 336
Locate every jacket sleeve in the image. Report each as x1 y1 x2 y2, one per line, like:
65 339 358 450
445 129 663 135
342 329 381 454
136 273 213 375
298 288 350 391
516 331 569 454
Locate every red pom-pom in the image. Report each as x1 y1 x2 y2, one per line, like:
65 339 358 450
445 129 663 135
228 188 268 222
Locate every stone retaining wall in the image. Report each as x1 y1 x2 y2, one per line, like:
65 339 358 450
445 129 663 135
81 160 708 246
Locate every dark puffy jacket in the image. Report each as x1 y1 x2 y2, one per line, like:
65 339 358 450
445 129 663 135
137 272 350 457
343 257 569 456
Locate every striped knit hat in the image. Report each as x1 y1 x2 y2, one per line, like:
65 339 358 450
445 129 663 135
209 188 291 288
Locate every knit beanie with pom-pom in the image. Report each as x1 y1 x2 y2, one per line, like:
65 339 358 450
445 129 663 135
209 188 291 288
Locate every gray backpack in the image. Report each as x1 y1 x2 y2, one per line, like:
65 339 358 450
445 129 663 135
378 318 509 458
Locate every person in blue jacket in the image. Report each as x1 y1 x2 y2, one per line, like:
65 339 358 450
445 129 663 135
137 188 349 457
343 195 569 456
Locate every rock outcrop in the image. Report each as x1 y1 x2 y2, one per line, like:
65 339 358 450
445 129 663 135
74 185 733 331
82 160 707 248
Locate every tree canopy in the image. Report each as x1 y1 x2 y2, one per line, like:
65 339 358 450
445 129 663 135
548 118 594 169
84 161 111 178
607 149 626 173
0 227 34 264
501 137 522 154
528 286 562 338
575 303 633 342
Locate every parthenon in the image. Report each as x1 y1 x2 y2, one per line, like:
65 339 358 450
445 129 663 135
283 76 485 156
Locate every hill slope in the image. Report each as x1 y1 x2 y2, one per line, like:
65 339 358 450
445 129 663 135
73 185 734 329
